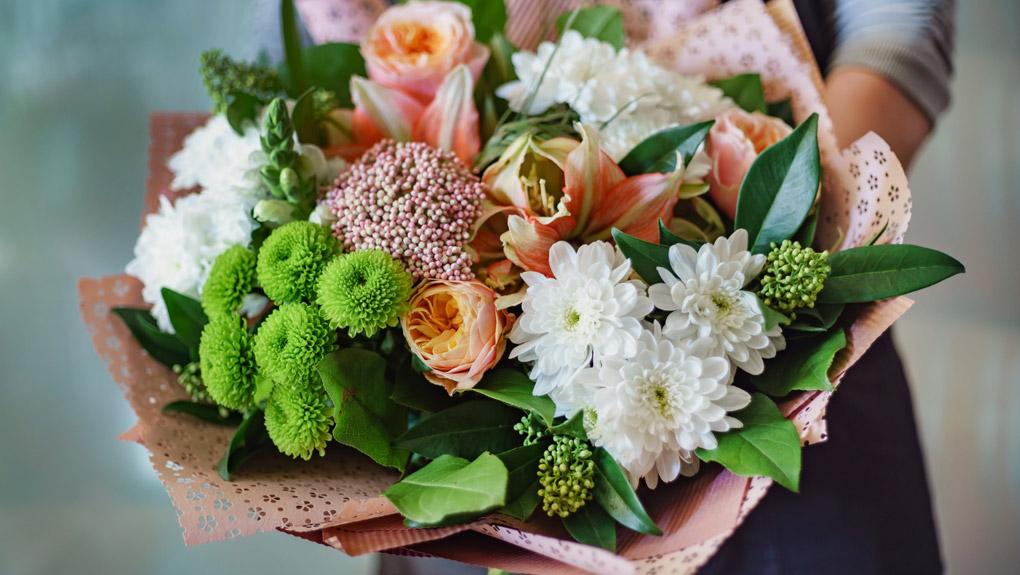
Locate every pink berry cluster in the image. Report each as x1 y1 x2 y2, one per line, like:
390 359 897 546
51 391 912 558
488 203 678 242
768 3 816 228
326 140 485 281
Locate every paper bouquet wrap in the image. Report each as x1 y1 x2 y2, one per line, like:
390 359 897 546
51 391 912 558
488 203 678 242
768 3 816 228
80 1 958 573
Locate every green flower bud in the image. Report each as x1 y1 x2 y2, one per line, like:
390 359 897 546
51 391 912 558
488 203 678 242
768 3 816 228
257 221 339 304
264 383 332 460
513 413 549 446
757 240 831 315
316 250 412 337
253 302 335 386
202 245 256 318
199 315 258 411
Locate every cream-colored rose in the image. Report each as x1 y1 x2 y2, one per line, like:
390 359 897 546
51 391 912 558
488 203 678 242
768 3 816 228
706 108 793 219
401 280 512 393
362 1 488 102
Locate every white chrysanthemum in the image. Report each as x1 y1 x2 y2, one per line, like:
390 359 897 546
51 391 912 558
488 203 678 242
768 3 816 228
579 327 750 488
509 241 653 407
497 31 732 159
125 191 258 332
167 114 262 192
649 229 785 375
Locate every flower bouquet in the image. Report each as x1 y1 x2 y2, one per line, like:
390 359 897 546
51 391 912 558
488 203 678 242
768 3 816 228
80 0 963 572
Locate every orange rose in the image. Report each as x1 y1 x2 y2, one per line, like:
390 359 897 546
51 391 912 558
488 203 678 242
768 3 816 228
362 1 489 103
706 108 793 219
401 280 512 394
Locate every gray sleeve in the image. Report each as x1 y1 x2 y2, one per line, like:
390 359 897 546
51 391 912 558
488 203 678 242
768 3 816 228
829 0 956 122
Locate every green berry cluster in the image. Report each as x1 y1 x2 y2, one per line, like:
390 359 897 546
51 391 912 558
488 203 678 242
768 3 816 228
202 245 257 318
513 413 549 446
172 361 209 403
757 240 831 314
538 435 595 519
316 250 413 337
257 221 339 304
199 49 283 114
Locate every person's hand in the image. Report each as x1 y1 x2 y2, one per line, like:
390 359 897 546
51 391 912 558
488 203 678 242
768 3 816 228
825 67 932 169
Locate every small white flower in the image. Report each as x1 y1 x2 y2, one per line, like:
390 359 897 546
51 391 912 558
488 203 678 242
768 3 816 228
125 191 258 332
649 229 785 375
509 241 652 408
167 114 262 193
579 326 750 488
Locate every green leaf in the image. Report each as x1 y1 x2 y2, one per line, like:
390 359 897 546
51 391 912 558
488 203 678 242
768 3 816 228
696 393 801 491
384 453 508 528
818 244 965 303
593 449 661 535
303 43 365 107
111 307 190 368
160 288 208 356
562 502 616 551
391 360 456 413
766 98 794 126
619 121 714 176
218 410 271 481
786 303 844 333
751 329 846 396
496 442 547 521
455 0 507 42
290 88 319 145
396 400 523 459
411 353 432 373
734 113 820 254
280 0 306 95
162 401 241 426
556 6 624 49
550 410 587 440
612 228 670 285
318 349 410 471
658 219 704 250
473 369 556 426
225 91 262 135
795 210 819 247
710 73 767 113
755 295 791 332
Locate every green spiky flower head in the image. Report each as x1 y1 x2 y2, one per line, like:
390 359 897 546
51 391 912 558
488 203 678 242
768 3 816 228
538 435 595 518
199 315 258 411
253 302 335 386
257 221 339 304
264 383 332 460
758 240 831 314
202 245 257 317
316 250 413 337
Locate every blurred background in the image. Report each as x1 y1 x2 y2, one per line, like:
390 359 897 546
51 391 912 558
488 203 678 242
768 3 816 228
0 1 1016 574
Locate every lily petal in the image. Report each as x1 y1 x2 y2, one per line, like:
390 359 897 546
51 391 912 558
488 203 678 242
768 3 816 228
563 123 625 239
502 214 564 276
583 168 684 242
350 75 424 144
414 65 481 166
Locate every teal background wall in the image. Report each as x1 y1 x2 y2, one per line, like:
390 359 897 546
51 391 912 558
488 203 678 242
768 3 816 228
0 1 1016 574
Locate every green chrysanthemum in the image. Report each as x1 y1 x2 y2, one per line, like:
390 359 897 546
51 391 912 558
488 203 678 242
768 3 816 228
199 315 258 411
514 413 549 446
264 384 332 460
202 245 257 317
253 302 335 385
257 221 339 303
538 435 595 519
316 250 413 337
758 240 831 314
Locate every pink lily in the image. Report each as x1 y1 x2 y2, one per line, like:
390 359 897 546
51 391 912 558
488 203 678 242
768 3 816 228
347 65 480 166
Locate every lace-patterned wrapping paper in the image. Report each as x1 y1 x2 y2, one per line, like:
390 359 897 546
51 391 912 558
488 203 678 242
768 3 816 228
79 1 918 572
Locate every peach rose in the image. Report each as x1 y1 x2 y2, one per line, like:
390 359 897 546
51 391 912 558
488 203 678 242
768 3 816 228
401 280 512 394
706 108 793 219
362 1 489 103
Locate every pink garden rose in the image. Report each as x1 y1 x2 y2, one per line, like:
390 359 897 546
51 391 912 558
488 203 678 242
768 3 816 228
362 0 489 103
706 108 793 219
401 280 512 394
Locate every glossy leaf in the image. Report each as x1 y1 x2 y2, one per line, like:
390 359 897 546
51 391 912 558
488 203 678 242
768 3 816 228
696 393 801 491
319 349 410 471
496 443 546 521
818 244 965 303
304 43 365 107
161 287 208 355
755 295 791 332
658 219 703 250
562 501 616 551
455 0 507 42
786 303 845 333
391 360 456 413
550 410 587 440
612 228 670 285
473 369 556 426
163 401 241 426
752 329 846 396
556 6 624 49
766 98 794 126
218 410 271 481
593 448 661 535
619 121 714 176
290 88 319 145
111 307 190 368
396 400 522 459
710 73 767 113
734 113 820 254
225 91 262 135
280 0 306 94
384 453 508 528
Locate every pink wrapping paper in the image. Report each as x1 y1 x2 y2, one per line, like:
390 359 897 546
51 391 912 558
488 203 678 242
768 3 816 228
80 1 920 573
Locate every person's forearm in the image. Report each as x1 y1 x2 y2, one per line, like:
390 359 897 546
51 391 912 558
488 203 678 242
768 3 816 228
824 67 933 169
